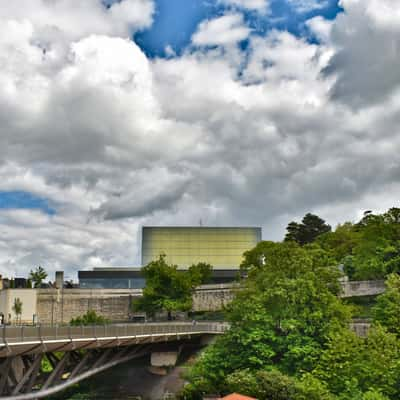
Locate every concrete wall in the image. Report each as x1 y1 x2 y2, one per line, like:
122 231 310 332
340 280 385 298
0 289 37 324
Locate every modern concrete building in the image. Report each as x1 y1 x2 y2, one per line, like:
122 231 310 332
78 226 262 289
142 226 262 268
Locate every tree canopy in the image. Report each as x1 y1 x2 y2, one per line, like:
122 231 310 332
12 297 23 324
316 208 400 280
133 255 212 317
182 237 400 400
372 274 400 336
284 213 331 245
182 242 352 399
29 266 48 288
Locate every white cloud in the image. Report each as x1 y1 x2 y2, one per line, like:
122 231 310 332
219 0 269 13
287 0 329 13
326 0 400 107
0 0 154 40
306 16 333 43
192 14 251 46
1 0 400 281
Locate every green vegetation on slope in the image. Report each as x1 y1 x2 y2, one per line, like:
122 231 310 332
283 208 400 281
180 237 400 400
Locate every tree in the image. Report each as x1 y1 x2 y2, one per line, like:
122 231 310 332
133 255 211 319
240 241 276 273
372 274 400 336
285 213 331 245
29 266 48 288
184 242 350 396
12 297 23 325
313 326 400 399
316 222 361 264
188 262 213 286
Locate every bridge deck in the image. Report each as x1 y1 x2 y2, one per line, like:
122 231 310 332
0 322 227 358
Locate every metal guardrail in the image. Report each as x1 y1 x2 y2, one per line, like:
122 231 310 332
0 322 228 345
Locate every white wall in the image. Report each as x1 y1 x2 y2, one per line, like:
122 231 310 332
0 289 37 324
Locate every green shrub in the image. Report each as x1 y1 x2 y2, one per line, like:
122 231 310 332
70 310 109 326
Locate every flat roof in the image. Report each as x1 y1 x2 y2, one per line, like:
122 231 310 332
93 267 141 271
142 226 261 229
78 269 238 278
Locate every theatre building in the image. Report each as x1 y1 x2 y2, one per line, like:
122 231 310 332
78 226 261 289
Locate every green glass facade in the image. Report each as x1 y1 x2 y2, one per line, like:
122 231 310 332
141 227 262 269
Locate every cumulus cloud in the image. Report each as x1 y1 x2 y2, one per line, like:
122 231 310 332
306 16 333 43
192 14 251 46
219 0 269 13
287 0 329 13
1 0 400 279
325 0 400 107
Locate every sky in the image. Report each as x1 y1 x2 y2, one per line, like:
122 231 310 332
1 0 400 280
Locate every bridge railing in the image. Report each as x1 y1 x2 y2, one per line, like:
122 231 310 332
1 322 228 344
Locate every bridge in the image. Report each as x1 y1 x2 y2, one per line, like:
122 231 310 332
0 322 227 399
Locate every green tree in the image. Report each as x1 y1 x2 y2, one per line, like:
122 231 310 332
313 326 400 399
372 274 400 336
285 213 331 245
188 262 213 286
185 242 350 395
134 255 210 319
316 222 361 264
70 310 109 326
12 297 23 325
29 266 48 288
240 240 276 273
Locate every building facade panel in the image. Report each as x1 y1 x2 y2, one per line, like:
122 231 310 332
142 226 261 269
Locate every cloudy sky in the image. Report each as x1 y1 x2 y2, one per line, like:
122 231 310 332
1 0 399 280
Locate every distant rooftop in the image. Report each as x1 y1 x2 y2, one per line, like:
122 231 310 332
142 226 261 229
220 394 257 400
92 267 141 271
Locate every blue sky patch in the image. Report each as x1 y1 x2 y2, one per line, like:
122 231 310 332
135 0 342 57
0 191 56 215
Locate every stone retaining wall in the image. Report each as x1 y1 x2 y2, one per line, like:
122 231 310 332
36 289 142 324
0 280 388 324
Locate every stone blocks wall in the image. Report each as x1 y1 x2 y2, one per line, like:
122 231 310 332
36 289 142 324
340 280 385 298
192 284 236 312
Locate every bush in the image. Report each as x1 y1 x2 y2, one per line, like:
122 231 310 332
70 310 109 326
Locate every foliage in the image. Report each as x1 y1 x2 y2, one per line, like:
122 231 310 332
70 310 109 326
226 368 297 400
12 297 23 324
184 242 350 396
188 262 213 286
133 255 213 317
372 274 400 336
29 265 48 288
224 369 334 400
313 326 400 399
314 208 400 280
284 213 331 245
343 295 377 319
182 208 400 399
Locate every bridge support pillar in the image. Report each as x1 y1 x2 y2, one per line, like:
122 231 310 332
11 356 25 382
151 351 179 367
